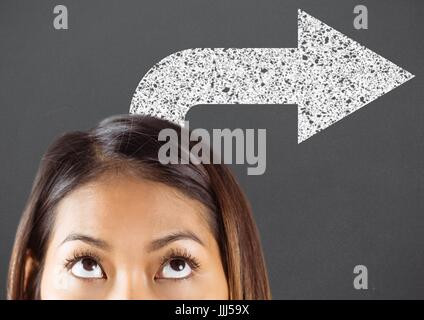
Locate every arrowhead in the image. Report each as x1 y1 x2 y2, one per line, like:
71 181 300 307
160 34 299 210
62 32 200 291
297 9 415 143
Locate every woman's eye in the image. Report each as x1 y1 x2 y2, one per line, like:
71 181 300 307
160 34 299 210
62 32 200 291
160 258 192 279
70 258 104 279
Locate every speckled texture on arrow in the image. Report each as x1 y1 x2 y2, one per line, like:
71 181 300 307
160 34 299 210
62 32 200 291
130 9 414 143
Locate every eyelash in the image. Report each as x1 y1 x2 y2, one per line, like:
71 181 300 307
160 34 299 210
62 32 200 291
158 247 201 279
64 249 104 277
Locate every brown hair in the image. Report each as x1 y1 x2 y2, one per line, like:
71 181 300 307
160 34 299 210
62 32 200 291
7 114 271 300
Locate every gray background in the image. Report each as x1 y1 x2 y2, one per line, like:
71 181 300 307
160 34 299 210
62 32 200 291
0 0 423 299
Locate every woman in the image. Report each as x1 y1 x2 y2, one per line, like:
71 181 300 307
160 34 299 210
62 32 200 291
7 114 271 299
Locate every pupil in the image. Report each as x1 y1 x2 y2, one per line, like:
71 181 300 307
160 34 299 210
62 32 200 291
82 258 96 271
170 259 185 271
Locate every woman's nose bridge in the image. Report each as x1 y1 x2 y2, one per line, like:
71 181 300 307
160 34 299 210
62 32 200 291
110 268 154 300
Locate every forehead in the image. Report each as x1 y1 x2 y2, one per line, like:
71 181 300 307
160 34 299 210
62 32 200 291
51 173 212 247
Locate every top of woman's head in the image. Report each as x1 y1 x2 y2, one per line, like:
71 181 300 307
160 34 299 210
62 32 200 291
41 114 216 214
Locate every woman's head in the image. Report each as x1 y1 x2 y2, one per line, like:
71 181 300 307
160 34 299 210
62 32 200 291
7 114 271 300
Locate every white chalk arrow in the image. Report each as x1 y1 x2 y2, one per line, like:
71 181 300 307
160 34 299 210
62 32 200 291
130 9 414 143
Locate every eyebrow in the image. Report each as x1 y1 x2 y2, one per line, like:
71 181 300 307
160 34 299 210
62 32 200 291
60 233 111 250
147 230 205 252
59 230 204 252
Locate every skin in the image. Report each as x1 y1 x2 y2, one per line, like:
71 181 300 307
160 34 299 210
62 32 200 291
31 172 228 299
